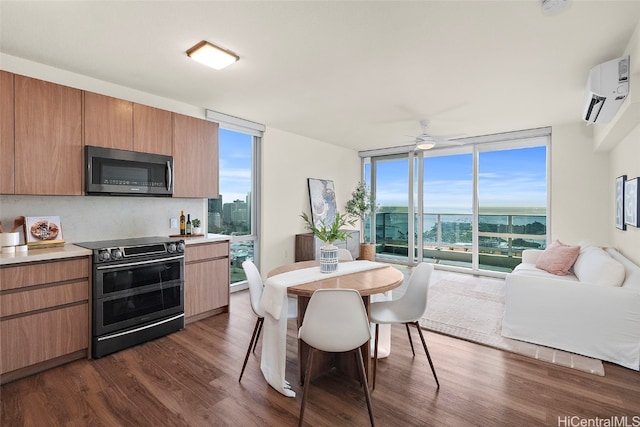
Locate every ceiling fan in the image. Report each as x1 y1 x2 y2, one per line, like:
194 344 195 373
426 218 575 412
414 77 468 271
409 119 465 150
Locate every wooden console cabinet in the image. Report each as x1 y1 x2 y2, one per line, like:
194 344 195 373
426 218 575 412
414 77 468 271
295 230 360 262
184 241 230 323
0 257 90 384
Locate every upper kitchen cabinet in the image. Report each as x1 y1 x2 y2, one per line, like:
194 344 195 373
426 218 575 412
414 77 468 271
0 71 15 194
14 75 83 195
172 113 219 198
84 92 133 150
133 103 172 156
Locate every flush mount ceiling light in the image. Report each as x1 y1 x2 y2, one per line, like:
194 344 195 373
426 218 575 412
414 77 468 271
186 40 239 70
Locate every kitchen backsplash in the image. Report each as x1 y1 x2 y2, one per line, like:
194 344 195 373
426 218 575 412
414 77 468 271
0 195 206 244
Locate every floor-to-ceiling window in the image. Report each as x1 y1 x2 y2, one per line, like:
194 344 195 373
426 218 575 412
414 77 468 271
477 141 548 272
423 150 474 269
361 128 549 275
373 156 411 261
206 111 263 287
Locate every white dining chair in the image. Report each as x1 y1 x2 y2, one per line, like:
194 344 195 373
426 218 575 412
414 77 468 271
337 248 354 261
298 289 375 427
238 260 297 382
369 262 439 390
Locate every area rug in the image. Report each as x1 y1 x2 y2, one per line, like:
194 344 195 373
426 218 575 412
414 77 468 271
418 274 605 376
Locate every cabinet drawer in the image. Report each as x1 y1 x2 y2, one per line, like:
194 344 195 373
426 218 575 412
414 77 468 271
1 280 88 318
186 242 229 263
0 258 89 291
1 303 88 373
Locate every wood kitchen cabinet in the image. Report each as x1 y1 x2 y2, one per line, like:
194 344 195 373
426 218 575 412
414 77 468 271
84 91 133 150
0 71 14 194
14 75 83 195
184 241 229 323
85 93 173 155
173 113 219 198
133 103 173 155
0 257 90 384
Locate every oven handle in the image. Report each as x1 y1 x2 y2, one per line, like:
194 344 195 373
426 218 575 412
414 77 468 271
96 255 184 270
97 313 185 342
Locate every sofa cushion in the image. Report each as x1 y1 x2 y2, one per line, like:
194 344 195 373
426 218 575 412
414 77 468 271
573 246 625 286
535 240 580 276
512 262 579 281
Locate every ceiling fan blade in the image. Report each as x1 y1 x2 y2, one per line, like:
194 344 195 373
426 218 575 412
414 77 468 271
438 140 468 146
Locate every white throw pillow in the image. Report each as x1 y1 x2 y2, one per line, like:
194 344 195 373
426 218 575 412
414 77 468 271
606 248 639 290
573 245 625 286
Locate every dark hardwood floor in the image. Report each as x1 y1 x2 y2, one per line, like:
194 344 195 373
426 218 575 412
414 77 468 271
2 286 640 426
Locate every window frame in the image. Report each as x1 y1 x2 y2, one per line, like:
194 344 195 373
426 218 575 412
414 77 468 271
206 110 264 290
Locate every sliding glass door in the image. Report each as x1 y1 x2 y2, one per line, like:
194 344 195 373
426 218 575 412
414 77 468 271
477 143 547 272
363 128 549 275
422 151 473 269
372 155 411 263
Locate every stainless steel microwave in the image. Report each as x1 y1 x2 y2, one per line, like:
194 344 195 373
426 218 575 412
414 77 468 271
85 146 173 196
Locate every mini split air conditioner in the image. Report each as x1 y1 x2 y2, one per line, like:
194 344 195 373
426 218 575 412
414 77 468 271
583 55 630 124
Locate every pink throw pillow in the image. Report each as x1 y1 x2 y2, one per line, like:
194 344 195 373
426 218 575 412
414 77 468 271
535 240 580 276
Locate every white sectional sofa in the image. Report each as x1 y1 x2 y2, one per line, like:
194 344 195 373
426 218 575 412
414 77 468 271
501 244 640 370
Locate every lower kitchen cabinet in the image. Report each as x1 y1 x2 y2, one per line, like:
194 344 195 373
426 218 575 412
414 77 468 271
0 257 90 384
185 240 230 323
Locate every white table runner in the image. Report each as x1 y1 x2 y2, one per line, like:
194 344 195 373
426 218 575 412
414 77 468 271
260 260 388 397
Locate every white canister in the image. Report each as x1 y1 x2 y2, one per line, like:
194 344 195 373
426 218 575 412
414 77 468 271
0 232 20 247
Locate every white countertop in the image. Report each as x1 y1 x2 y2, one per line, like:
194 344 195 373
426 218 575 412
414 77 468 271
181 234 230 245
0 234 231 266
0 243 92 266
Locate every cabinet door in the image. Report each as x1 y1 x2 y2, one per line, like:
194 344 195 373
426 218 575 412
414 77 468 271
1 304 88 374
0 71 14 194
173 113 219 198
84 91 133 150
14 76 82 195
133 103 172 155
185 257 229 318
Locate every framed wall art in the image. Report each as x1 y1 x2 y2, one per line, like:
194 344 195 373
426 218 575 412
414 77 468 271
25 215 65 248
615 175 626 230
624 177 639 228
307 178 337 228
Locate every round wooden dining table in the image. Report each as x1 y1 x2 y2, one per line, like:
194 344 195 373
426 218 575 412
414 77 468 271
267 260 404 386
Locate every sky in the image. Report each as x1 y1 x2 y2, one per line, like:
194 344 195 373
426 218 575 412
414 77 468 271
217 128 252 204
373 146 547 212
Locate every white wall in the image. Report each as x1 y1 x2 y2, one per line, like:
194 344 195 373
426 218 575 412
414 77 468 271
550 124 611 247
260 128 360 274
610 124 640 265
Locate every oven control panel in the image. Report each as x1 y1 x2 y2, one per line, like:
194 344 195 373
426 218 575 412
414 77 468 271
92 239 185 264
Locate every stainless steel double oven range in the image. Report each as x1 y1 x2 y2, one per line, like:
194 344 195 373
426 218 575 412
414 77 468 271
76 237 185 358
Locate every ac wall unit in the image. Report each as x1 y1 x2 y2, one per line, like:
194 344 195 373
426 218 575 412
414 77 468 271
583 55 630 124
